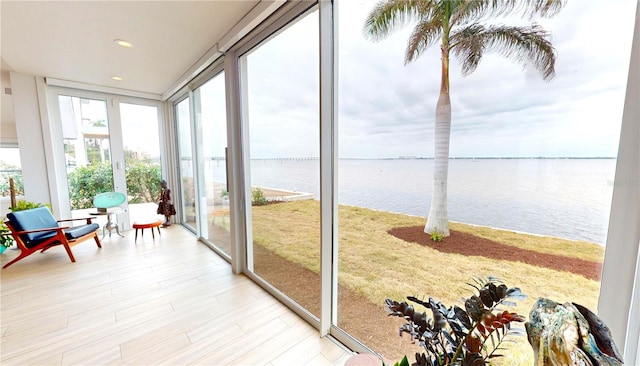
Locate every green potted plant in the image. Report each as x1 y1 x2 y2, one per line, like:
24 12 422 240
384 277 526 366
0 200 50 254
0 220 14 254
10 200 49 212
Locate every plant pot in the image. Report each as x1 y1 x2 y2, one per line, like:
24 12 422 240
0 246 7 254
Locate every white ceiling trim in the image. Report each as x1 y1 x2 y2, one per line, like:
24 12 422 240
218 0 287 52
46 78 162 101
161 44 222 101
161 0 287 101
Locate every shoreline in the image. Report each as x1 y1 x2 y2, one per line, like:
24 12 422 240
260 192 603 247
248 159 612 244
249 156 617 160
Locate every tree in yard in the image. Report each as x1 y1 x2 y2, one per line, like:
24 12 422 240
66 160 160 209
0 161 24 197
364 0 565 237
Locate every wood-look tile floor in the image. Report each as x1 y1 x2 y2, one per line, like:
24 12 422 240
0 225 353 365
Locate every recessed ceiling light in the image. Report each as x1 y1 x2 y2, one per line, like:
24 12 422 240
112 76 123 81
114 39 134 48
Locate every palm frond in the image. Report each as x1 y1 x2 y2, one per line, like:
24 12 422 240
450 0 499 26
451 0 566 25
363 0 423 41
449 23 486 74
405 18 442 64
520 0 566 18
451 24 556 81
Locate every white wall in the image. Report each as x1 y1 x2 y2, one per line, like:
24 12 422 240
1 71 20 217
9 72 51 207
0 70 17 144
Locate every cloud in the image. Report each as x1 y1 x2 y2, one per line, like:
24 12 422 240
243 0 635 159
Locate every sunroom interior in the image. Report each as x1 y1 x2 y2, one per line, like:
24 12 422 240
1 0 639 364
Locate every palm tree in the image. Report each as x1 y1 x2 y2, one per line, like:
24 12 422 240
364 0 565 237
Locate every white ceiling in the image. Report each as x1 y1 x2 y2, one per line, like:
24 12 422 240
0 1 266 97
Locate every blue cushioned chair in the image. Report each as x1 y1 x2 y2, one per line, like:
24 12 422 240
2 207 102 268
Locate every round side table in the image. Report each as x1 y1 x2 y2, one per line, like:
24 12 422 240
89 209 124 238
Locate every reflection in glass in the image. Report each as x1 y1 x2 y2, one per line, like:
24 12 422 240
194 72 231 256
176 98 196 230
59 95 114 210
242 10 320 317
120 103 162 223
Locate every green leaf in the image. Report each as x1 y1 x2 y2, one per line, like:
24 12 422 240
393 355 410 366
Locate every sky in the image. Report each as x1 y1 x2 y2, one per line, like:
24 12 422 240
59 98 161 161
245 0 637 159
4 0 633 166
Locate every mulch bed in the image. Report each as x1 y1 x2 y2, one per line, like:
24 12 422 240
388 226 602 281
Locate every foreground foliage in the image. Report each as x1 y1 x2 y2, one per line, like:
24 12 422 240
67 161 160 209
386 277 526 366
0 221 13 248
0 161 23 197
252 188 268 206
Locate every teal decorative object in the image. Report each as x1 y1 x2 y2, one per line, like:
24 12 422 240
93 192 126 209
526 298 623 365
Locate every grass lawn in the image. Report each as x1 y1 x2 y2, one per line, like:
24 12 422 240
250 200 604 364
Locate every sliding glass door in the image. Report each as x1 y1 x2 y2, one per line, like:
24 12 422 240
170 60 231 253
193 71 231 256
175 97 196 231
58 94 117 226
120 102 162 223
240 7 321 319
55 89 163 232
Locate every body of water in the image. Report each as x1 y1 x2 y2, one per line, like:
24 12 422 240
245 158 616 245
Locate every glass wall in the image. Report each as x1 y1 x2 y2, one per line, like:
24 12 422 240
334 0 635 363
0 147 22 199
0 145 22 217
240 8 321 318
120 102 162 223
176 97 196 230
58 95 114 210
193 71 231 257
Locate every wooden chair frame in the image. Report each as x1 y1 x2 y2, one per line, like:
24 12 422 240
1 217 102 269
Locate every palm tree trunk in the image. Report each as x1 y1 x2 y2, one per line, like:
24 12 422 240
425 47 451 236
